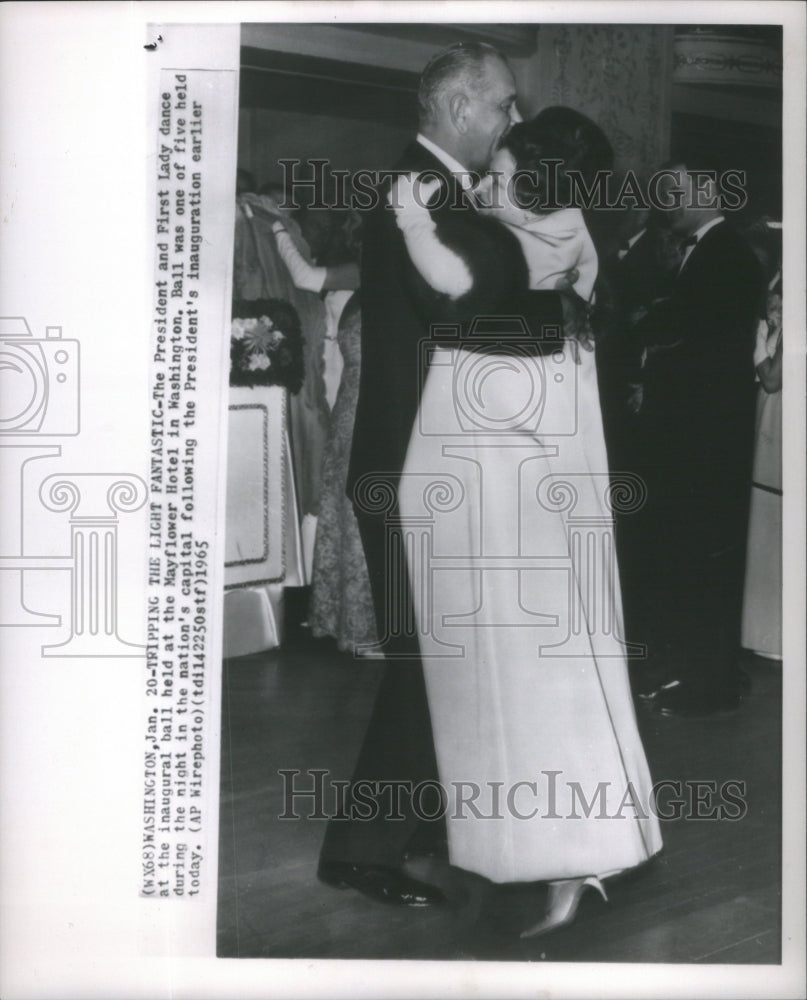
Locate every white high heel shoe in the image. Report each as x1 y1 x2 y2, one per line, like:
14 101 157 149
520 876 608 939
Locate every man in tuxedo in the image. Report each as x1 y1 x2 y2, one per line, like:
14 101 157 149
633 163 764 716
595 206 683 688
317 42 567 905
595 209 678 467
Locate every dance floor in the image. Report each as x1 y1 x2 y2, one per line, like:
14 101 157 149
216 595 782 963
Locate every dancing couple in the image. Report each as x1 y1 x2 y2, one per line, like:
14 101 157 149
317 40 662 938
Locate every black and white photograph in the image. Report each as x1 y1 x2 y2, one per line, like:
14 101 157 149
0 3 805 999
219 9 796 968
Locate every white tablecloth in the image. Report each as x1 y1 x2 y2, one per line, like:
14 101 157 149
223 385 305 657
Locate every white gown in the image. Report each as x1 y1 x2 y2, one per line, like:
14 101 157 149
396 194 662 883
742 324 782 659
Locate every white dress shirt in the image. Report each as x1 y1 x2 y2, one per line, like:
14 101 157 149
415 134 476 192
617 227 646 261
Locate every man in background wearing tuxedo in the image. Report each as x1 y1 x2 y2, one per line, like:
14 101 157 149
317 42 569 906
633 163 764 717
596 204 684 691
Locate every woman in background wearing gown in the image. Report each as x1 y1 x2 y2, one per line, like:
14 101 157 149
742 222 783 661
309 289 379 653
270 210 378 653
393 108 663 937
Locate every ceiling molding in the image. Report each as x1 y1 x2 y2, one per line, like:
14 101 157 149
240 46 419 127
673 32 782 90
339 23 539 58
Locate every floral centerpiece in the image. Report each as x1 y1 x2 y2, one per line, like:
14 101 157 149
230 298 304 393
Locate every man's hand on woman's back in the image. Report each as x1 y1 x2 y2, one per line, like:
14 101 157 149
560 290 594 361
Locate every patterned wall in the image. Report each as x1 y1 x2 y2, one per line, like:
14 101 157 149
533 24 675 182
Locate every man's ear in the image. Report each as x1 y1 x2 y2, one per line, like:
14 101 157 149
449 92 470 134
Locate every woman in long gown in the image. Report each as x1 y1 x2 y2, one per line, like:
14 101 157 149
394 109 662 935
742 274 783 659
271 212 378 652
269 207 361 579
309 292 379 652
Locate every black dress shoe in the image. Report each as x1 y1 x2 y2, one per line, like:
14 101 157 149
317 862 446 907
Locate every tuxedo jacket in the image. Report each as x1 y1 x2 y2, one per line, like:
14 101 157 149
636 219 764 537
347 141 564 502
597 229 680 388
593 230 680 444
609 228 678 317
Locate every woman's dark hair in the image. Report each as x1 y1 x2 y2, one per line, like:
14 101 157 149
236 167 257 195
500 106 613 211
318 208 363 268
292 206 362 267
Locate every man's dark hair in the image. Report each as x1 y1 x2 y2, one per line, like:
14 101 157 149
417 41 508 126
658 155 724 176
